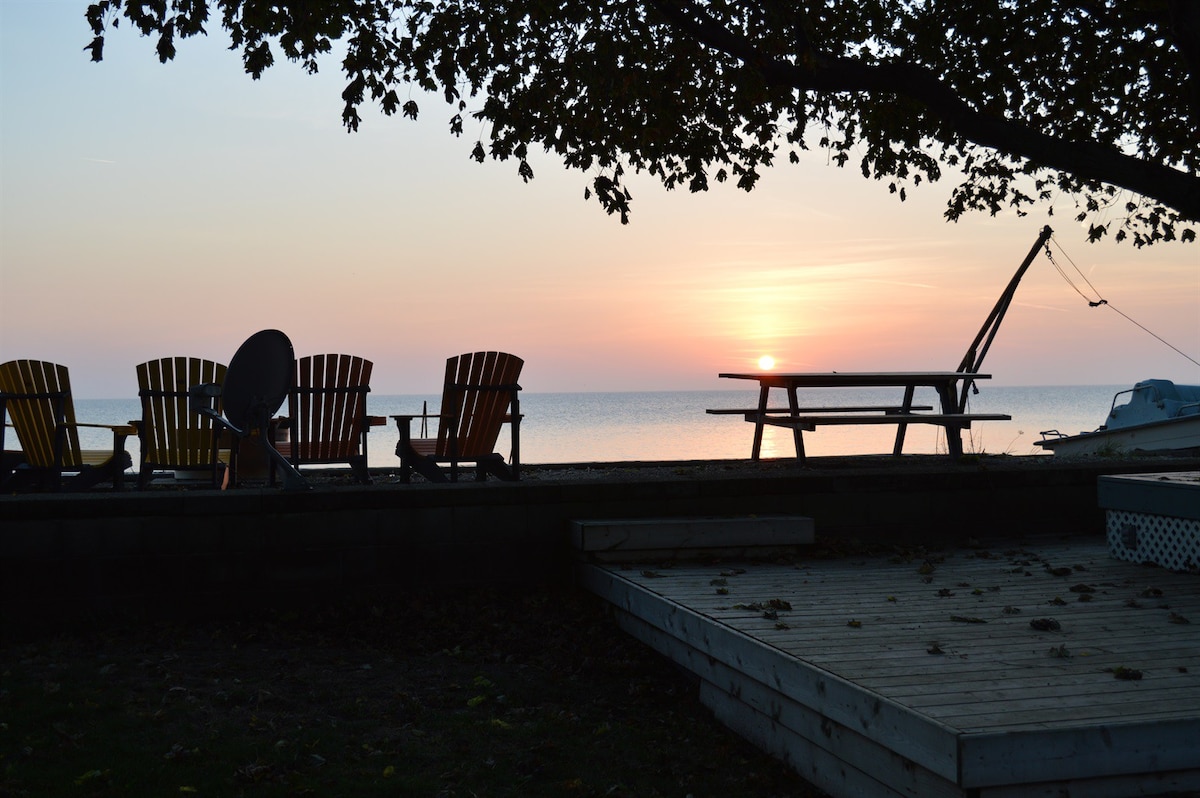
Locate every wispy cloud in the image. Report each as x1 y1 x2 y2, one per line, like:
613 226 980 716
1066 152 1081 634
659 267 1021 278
1015 300 1071 312
858 278 939 289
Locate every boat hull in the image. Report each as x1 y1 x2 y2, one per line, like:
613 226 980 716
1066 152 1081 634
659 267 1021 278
1036 415 1200 456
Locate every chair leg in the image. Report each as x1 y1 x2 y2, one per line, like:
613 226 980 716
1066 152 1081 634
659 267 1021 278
413 456 448 483
349 455 371 484
2 451 25 487
479 455 516 481
396 447 446 483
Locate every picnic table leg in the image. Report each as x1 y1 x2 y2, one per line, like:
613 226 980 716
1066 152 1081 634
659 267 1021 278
937 383 965 459
944 422 965 459
787 387 806 462
750 384 768 460
892 385 915 456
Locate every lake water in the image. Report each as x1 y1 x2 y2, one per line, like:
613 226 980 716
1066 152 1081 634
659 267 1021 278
57 385 1123 471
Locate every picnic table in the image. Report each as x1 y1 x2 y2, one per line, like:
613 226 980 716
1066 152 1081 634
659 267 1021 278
710 371 1011 462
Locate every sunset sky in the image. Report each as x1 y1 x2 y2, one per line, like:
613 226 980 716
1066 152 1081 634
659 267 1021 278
2 1 1197 399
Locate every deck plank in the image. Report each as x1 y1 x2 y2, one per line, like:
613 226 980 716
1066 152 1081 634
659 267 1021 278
582 537 1200 797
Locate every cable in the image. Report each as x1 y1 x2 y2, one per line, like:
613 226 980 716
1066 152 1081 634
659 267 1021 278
1045 238 1200 369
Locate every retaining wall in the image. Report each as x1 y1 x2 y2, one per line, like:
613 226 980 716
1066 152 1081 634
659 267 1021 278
4 457 1197 631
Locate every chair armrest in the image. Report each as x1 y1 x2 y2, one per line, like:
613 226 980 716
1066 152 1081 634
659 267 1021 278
65 423 132 477
366 415 387 427
74 422 137 436
391 413 451 425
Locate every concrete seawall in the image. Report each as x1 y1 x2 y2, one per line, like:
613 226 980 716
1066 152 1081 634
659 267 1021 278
4 456 1197 631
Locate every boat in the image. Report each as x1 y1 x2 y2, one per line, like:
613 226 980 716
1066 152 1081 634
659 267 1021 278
1036 379 1200 456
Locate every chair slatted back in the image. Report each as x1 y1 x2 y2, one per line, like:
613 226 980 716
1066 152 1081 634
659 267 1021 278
436 352 523 459
136 357 227 468
290 354 373 461
0 360 81 468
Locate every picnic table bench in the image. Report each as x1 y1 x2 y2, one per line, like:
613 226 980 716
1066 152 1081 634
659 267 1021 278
711 371 1011 462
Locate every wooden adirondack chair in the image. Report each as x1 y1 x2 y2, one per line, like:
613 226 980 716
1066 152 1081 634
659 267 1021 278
392 351 523 483
277 354 384 484
0 360 133 491
133 357 228 488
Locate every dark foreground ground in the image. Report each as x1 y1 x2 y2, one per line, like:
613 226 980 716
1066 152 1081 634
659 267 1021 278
1 585 829 798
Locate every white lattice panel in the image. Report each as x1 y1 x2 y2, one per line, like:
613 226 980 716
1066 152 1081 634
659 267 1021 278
1108 510 1200 572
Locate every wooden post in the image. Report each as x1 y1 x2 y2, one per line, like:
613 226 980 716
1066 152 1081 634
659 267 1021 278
956 225 1055 410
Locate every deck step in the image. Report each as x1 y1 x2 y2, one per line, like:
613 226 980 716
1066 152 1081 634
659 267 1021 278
571 515 814 562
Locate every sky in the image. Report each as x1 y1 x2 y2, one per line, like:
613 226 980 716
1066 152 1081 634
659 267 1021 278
1 1 1197 399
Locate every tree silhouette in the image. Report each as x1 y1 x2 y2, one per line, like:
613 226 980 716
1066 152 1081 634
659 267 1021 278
86 1 1198 246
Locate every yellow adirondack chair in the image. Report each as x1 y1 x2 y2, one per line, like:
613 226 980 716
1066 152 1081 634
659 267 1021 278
276 354 384 484
392 351 523 482
0 360 133 491
133 357 228 488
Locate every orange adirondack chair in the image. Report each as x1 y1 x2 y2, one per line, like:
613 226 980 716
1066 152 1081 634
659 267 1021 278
277 354 384 483
0 359 133 491
392 351 523 482
133 357 228 488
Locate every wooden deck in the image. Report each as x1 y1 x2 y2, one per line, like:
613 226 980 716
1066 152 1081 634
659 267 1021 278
579 537 1200 798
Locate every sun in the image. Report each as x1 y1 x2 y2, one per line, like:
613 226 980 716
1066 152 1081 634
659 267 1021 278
757 355 776 370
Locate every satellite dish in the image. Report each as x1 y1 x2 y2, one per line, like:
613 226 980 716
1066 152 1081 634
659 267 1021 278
191 329 308 491
223 329 293 431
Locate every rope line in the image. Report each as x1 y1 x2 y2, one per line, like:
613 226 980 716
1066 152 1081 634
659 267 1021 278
1046 237 1200 369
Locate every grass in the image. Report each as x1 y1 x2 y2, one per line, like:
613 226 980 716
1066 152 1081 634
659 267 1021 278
1 587 828 797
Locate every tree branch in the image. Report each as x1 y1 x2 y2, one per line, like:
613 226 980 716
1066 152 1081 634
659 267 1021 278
798 59 1200 222
650 0 1200 223
1166 0 1200 123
